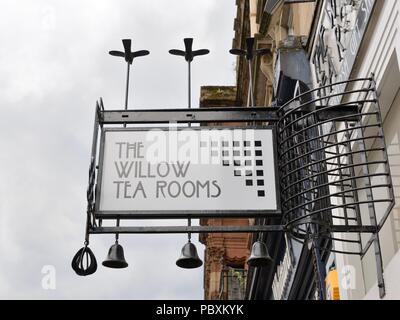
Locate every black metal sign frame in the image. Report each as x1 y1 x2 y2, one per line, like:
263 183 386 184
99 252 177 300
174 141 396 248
85 94 373 228
94 125 281 219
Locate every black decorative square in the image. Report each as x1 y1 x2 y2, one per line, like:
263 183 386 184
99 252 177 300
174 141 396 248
257 180 264 186
256 160 263 166
255 141 262 147
245 170 252 176
256 170 264 176
234 160 241 166
258 190 265 197
255 150 262 156
245 160 252 166
246 180 253 186
234 170 241 176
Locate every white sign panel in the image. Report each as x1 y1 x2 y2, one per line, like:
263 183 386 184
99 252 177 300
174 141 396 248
96 127 278 215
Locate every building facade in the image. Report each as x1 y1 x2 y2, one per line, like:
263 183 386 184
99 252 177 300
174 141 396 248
308 0 400 300
200 0 400 300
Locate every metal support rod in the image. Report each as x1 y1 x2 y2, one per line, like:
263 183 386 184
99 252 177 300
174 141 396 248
312 239 327 300
115 219 120 243
88 224 377 234
371 75 396 231
84 101 101 245
99 106 359 124
125 62 130 110
187 61 192 239
356 118 385 297
356 79 385 298
100 107 279 124
121 60 131 239
90 225 285 234
247 60 254 107
343 120 365 257
120 62 131 238
188 61 191 109
188 218 191 241
96 209 282 219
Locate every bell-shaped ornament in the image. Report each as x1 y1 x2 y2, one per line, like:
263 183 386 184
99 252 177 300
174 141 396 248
247 241 272 267
102 242 128 269
176 241 203 269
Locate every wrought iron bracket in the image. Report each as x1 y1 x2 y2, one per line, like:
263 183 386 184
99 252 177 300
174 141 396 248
97 106 359 125
88 224 377 235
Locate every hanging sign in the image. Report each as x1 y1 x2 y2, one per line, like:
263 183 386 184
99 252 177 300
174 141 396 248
95 127 279 217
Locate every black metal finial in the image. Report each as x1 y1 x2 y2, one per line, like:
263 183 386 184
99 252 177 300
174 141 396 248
169 37 210 62
109 39 150 109
229 37 270 60
229 37 271 107
109 39 150 65
168 38 210 109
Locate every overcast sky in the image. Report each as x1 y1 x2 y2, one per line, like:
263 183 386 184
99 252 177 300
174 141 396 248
0 0 236 299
